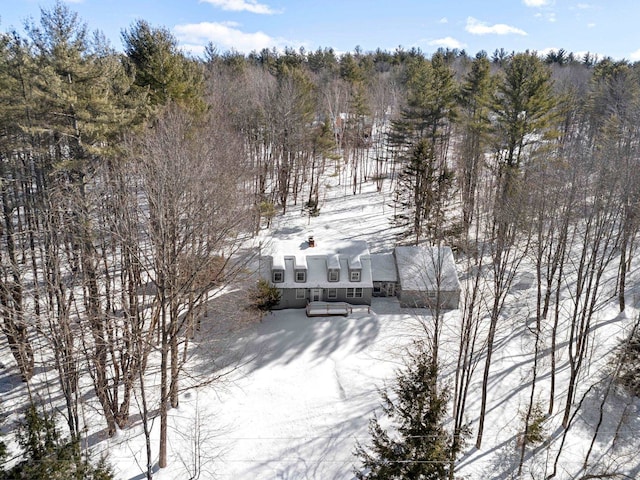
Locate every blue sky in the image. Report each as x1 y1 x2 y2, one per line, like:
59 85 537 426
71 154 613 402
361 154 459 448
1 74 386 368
3 0 639 60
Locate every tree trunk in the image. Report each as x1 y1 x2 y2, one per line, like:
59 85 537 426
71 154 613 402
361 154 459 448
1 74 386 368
159 300 169 469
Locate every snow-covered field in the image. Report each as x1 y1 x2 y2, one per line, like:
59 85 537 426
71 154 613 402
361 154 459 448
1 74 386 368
2 172 639 479
103 178 433 479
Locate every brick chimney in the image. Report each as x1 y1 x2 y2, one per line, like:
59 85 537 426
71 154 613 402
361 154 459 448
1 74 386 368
308 234 315 247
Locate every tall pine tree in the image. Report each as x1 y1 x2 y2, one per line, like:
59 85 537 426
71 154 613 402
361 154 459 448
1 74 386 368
354 341 458 480
122 19 204 110
457 52 492 237
390 52 457 244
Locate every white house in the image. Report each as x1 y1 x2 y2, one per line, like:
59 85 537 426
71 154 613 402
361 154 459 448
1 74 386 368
263 236 373 309
262 237 460 310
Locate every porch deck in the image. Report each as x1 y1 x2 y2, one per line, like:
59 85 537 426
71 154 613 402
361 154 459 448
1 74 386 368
305 301 353 317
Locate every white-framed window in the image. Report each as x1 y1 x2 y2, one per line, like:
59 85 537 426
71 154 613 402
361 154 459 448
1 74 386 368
296 288 306 299
327 288 337 299
346 287 363 298
328 269 340 282
427 291 438 300
295 270 306 283
350 270 361 282
272 270 284 283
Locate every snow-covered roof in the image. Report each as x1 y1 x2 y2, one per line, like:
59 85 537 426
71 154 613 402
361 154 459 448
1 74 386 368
327 254 341 270
370 253 397 282
271 253 285 270
264 238 373 288
293 254 308 270
348 256 362 270
394 245 460 292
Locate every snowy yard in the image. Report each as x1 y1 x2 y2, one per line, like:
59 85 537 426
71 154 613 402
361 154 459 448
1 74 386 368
2 176 639 480
103 295 452 480
112 179 639 479
101 292 638 479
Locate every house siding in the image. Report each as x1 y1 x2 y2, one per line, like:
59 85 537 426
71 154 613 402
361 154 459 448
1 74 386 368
277 289 309 309
273 287 372 309
397 289 460 310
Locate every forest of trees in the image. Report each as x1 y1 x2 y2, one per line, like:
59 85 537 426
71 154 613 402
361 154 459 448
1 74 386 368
1 1 640 478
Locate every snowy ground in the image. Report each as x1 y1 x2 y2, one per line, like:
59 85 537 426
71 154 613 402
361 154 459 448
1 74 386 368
2 173 639 479
104 177 434 480
101 298 426 480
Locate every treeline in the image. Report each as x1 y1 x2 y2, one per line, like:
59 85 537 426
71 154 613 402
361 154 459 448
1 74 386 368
0 3 250 476
1 0 640 477
351 39 640 480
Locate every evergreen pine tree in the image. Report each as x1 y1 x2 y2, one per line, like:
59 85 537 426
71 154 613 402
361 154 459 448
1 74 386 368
353 341 457 480
475 51 557 449
490 51 557 210
4 403 114 479
390 53 457 244
122 19 204 110
252 279 282 312
458 52 492 236
615 318 640 395
393 139 454 245
22 0 145 439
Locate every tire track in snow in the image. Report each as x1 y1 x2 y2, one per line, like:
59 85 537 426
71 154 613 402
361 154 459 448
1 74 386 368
333 358 347 401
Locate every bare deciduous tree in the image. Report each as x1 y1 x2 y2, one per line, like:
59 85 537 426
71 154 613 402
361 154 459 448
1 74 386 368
131 103 250 469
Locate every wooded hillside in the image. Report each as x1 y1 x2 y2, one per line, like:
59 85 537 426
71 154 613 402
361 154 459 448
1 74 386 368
1 2 640 478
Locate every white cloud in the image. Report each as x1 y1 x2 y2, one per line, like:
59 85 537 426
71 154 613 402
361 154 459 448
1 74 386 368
630 49 640 61
537 47 558 58
535 11 556 22
428 37 466 49
574 50 603 62
576 3 593 9
173 21 289 54
523 0 551 6
465 17 527 36
179 44 207 57
439 17 448 24
200 0 278 14
587 22 596 28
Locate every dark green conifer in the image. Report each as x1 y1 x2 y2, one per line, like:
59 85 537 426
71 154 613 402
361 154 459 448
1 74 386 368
3 403 114 479
354 342 457 480
390 53 457 244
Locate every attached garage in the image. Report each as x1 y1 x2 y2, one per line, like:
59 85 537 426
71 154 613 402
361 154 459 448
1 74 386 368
394 246 460 310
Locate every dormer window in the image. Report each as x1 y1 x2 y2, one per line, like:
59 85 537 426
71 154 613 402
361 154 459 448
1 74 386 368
272 270 284 283
328 269 340 282
350 270 361 282
295 270 307 283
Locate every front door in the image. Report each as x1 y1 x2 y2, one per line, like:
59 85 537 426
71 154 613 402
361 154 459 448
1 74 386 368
311 288 322 302
386 283 396 297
